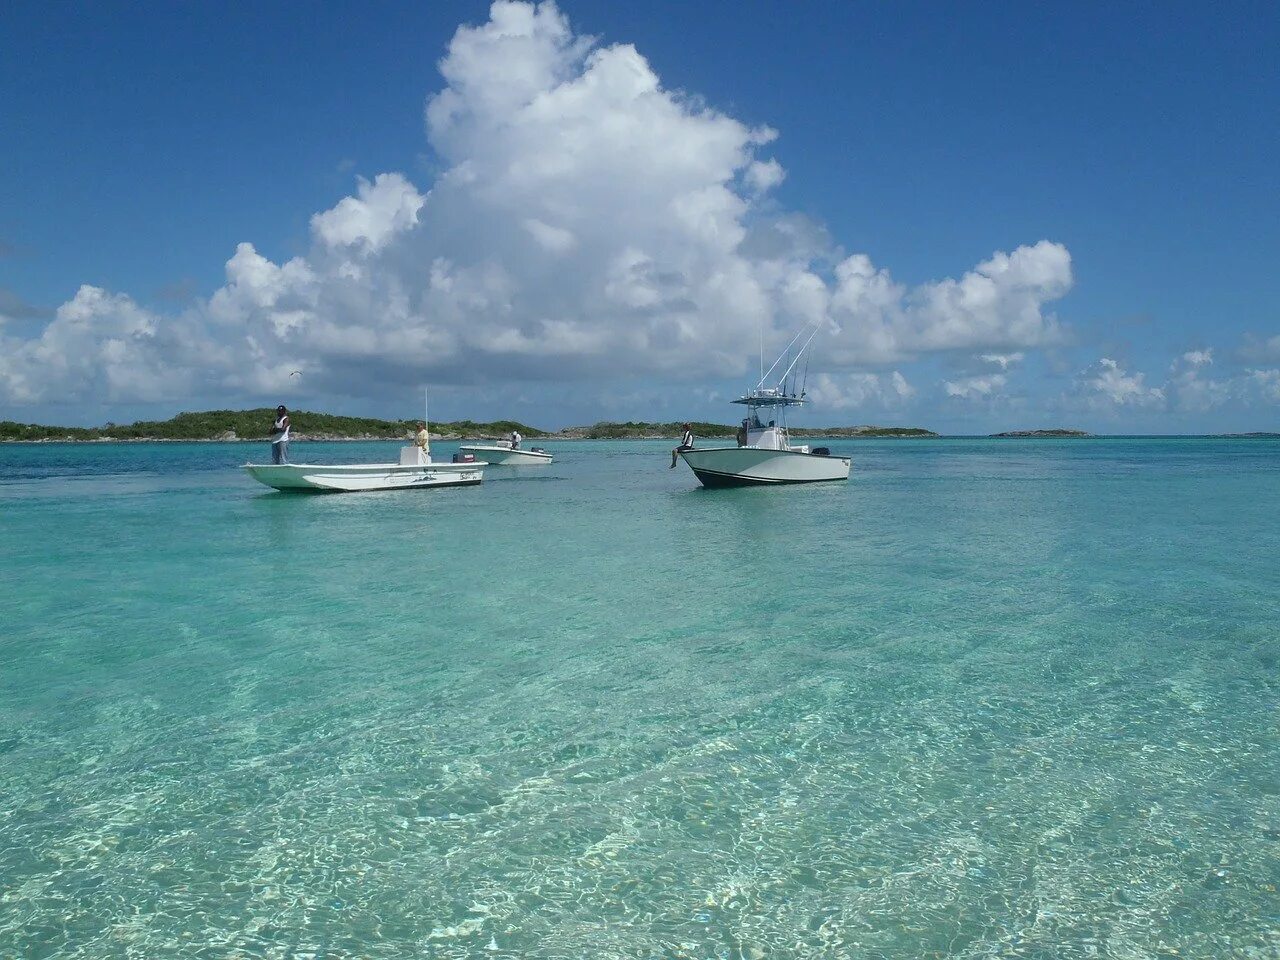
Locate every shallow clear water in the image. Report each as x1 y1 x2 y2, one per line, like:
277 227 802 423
1 438 1278 959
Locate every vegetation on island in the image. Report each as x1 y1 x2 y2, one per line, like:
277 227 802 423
557 421 738 439
13 413 1278 442
438 418 549 439
802 426 936 438
1 409 937 442
555 422 936 439
990 428 1091 438
0 409 547 442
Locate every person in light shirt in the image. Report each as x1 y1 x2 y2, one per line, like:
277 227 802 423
670 423 694 468
509 430 522 450
269 405 290 464
415 422 429 458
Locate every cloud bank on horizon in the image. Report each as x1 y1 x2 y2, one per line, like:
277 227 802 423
1 1 1275 426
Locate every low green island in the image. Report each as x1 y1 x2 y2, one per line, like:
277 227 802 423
990 428 1091 438
0 410 937 442
558 422 936 439
808 426 936 438
0 410 547 442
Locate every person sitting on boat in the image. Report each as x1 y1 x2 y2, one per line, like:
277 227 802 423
269 405 290 464
510 430 521 450
670 423 694 468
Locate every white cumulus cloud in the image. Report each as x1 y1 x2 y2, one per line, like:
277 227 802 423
1166 349 1233 412
1251 369 1280 402
0 1 1077 409
0 286 219 403
310 173 425 255
1067 351 1280 417
944 374 1008 399
824 241 1071 366
1176 349 1213 368
1239 333 1280 363
745 159 785 194
979 352 1024 369
1076 357 1165 409
807 370 914 409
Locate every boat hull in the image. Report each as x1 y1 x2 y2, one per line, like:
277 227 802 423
243 461 485 493
680 446 850 487
458 445 553 465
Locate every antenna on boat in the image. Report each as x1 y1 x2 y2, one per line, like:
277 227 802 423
758 320 820 391
423 387 430 453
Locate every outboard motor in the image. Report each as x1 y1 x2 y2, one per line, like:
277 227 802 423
452 452 476 463
812 446 831 457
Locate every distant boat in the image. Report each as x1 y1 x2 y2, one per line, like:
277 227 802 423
458 439 553 465
679 326 851 487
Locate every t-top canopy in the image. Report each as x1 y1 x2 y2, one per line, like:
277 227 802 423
732 388 808 407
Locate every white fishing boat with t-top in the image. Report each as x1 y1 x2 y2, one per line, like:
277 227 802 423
679 325 851 487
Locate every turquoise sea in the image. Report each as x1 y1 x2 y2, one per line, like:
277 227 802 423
1 438 1278 959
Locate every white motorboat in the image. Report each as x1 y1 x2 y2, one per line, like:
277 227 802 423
245 445 484 493
679 326 851 488
245 391 486 492
458 440 553 465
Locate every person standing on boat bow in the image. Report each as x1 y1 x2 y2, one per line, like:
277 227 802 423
670 423 694 468
269 405 290 464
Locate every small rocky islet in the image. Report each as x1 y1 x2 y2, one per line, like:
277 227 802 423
990 428 1091 438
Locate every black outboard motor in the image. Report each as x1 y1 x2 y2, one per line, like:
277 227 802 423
812 446 831 457
452 452 476 463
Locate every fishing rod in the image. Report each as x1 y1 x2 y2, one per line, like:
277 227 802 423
757 319 822 391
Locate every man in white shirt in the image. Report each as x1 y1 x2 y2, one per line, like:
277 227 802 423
270 405 290 464
670 423 694 468
510 430 522 450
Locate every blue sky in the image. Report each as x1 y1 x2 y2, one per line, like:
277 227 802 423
2 0 1277 432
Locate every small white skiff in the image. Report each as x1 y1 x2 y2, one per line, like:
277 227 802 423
245 444 484 493
458 441 552 465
